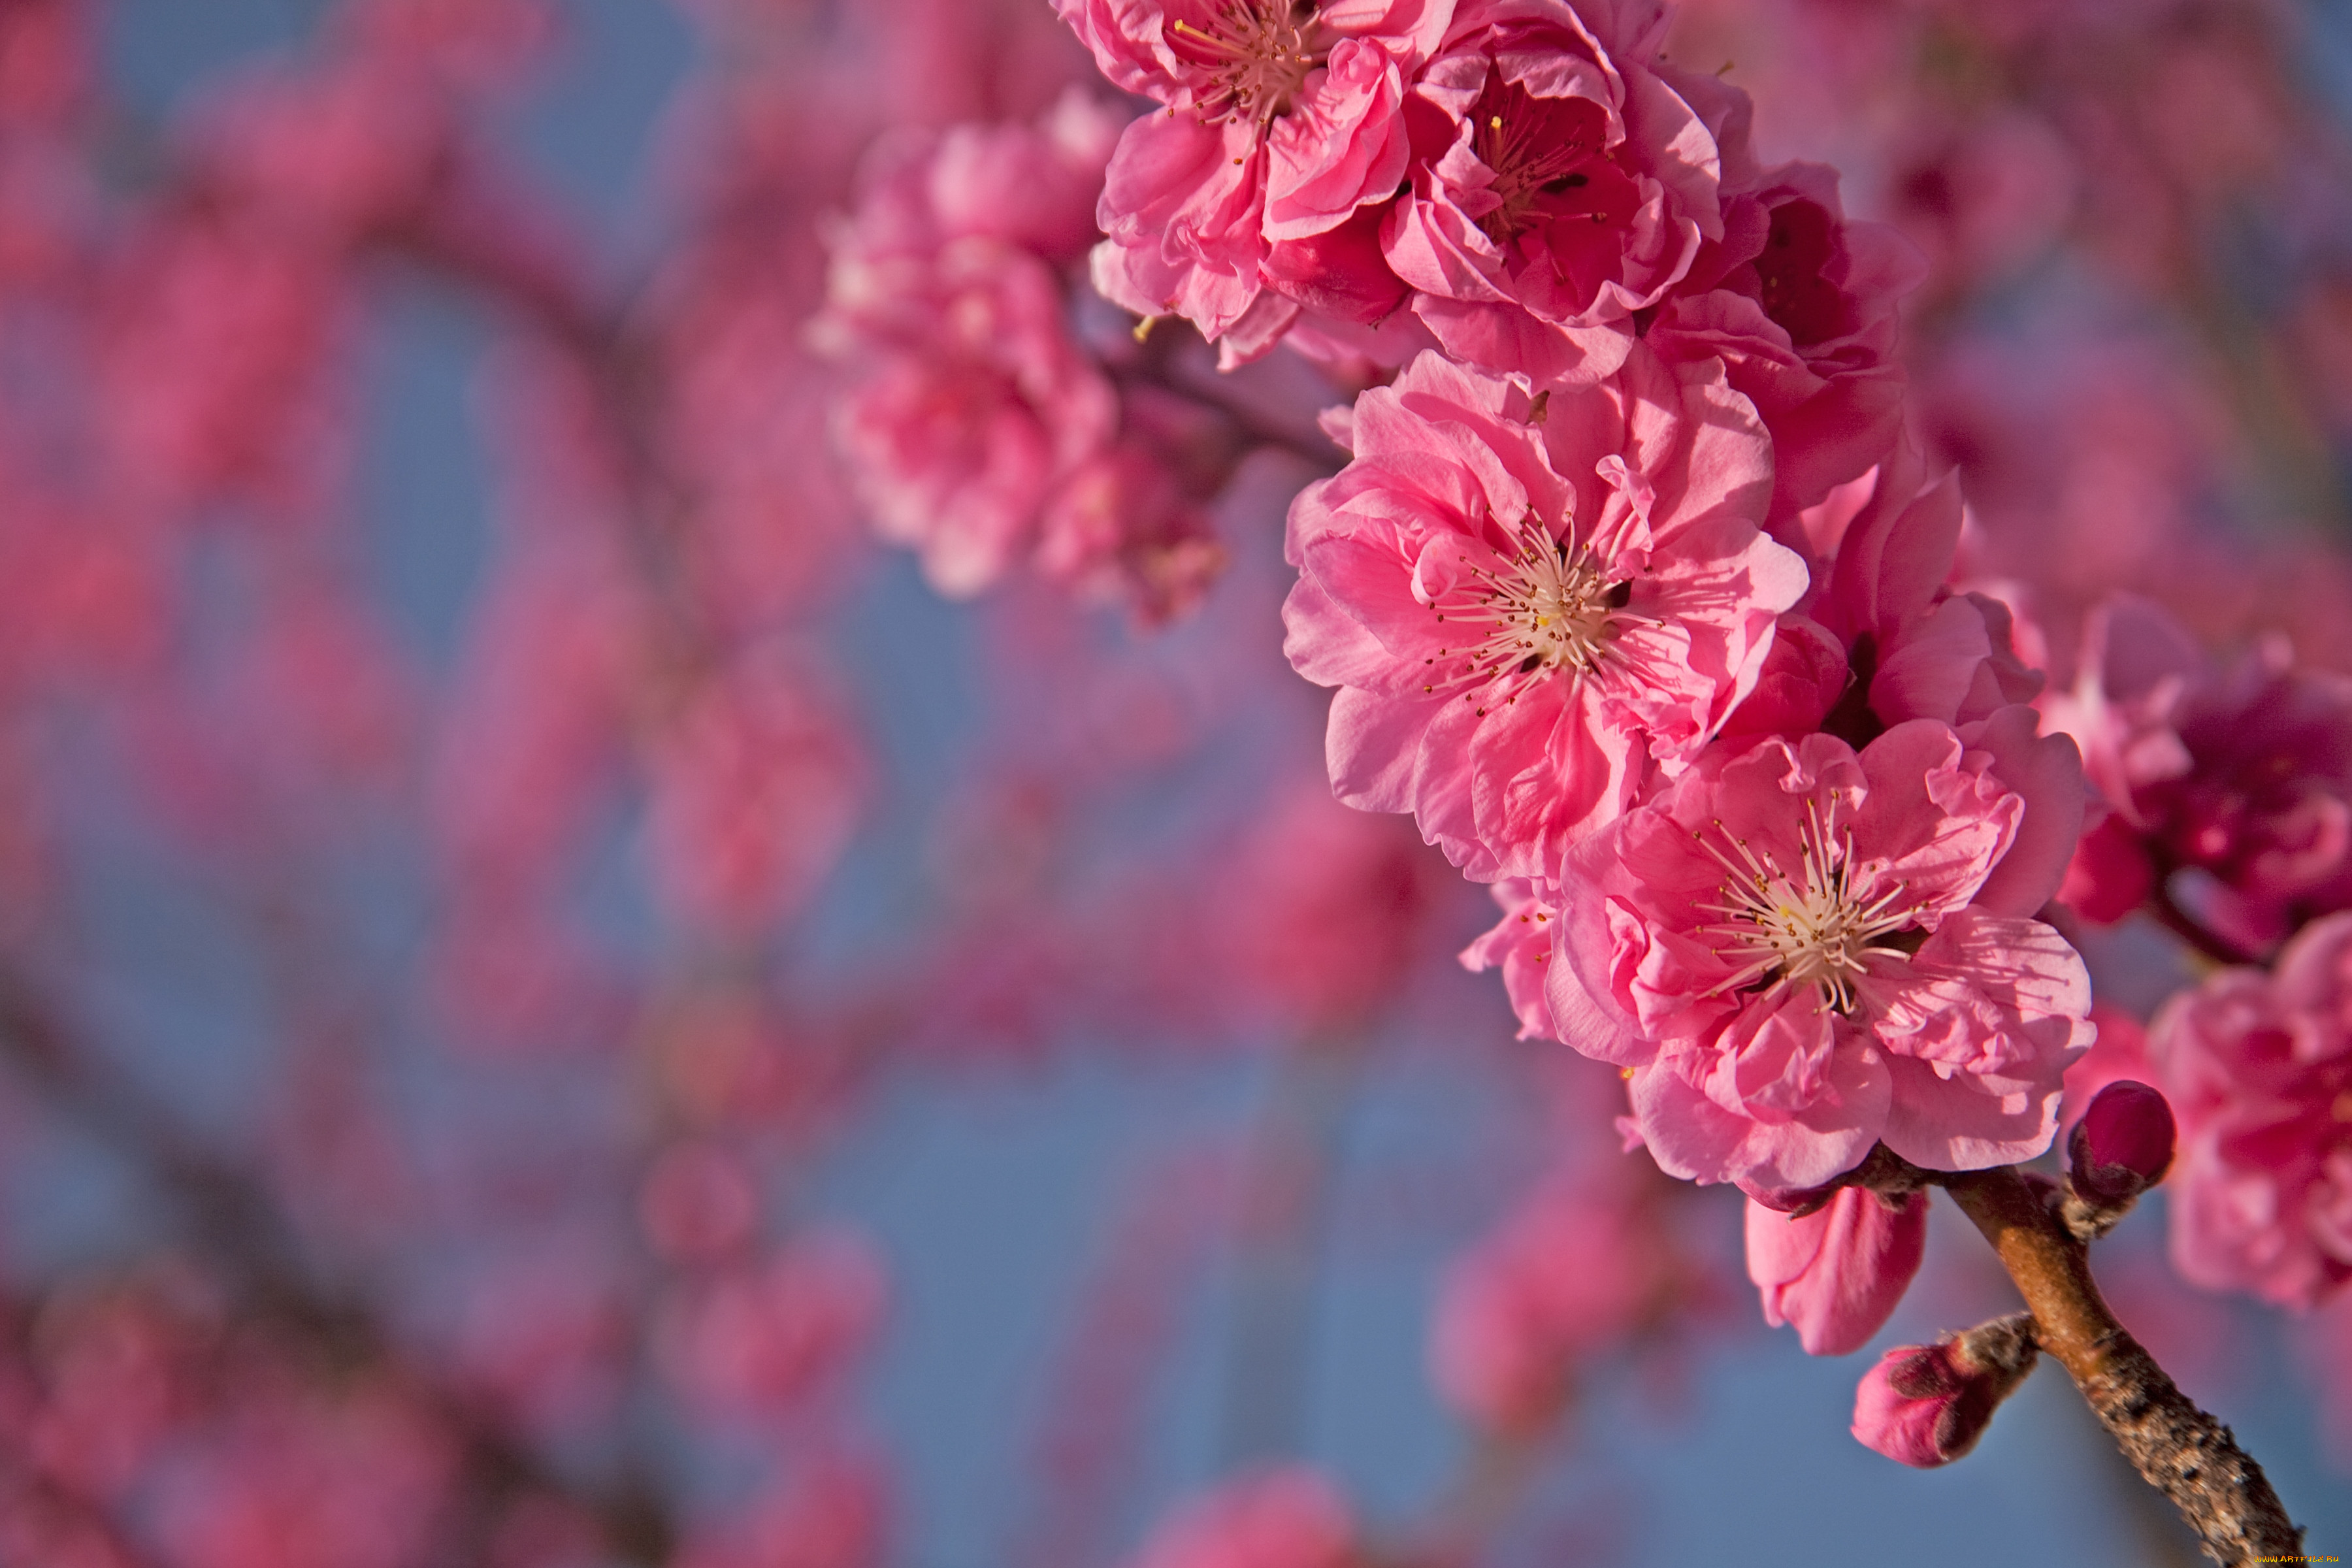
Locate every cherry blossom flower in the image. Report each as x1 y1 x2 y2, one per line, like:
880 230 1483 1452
1379 0 1726 382
1647 161 1923 516
1284 348 1805 882
2150 911 2352 1309
1548 722 2095 1195
1060 0 1454 344
1433 1159 1688 1430
2045 593 2352 952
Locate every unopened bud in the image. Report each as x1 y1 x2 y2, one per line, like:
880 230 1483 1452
2063 1081 2176 1238
1851 1313 2038 1468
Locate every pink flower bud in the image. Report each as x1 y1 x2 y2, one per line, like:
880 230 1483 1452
1745 1186 1928 1357
2067 1079 2176 1207
1852 1315 2038 1468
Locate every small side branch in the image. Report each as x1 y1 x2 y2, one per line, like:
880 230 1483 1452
1939 1167 2300 1567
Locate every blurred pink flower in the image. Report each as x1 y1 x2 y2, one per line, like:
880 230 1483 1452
2046 594 2352 950
2150 911 2352 1309
1433 1168 1682 1429
656 1229 889 1418
643 644 867 938
1126 1468 1356 1568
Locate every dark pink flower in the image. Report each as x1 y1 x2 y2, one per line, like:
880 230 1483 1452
1744 1186 1926 1356
1282 348 1805 881
1062 0 1454 343
1379 0 1724 382
1648 162 1923 516
2045 593 2352 951
2150 911 2352 1309
1805 442 2046 738
2067 1080 2176 1209
1550 723 2095 1194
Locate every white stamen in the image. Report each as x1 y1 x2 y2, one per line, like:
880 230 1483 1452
1693 798 1918 1014
1424 507 1627 717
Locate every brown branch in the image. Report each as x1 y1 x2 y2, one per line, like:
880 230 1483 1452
1939 1166 2301 1566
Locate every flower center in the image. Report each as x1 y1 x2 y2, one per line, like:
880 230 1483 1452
1473 106 1596 242
1169 1 1328 129
1695 802 1919 1013
1422 509 1627 718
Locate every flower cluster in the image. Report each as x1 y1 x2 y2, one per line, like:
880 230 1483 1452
1063 0 1911 511
815 93 1229 621
1094 0 2108 1373
2149 911 2352 1310
1271 221 2085 1217
2048 593 2352 956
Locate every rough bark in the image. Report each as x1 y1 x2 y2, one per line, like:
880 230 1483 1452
1941 1166 2303 1567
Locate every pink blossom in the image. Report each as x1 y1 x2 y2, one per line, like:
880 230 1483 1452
1433 1166 1684 1429
655 1229 889 1418
1744 1186 1926 1356
1283 348 1805 882
825 242 1116 596
1379 0 1724 382
818 99 1124 597
1062 0 1453 343
642 645 867 938
1648 162 1923 516
1850 1317 2037 1469
1211 779 1439 1032
1550 723 2095 1195
1804 443 2046 738
1126 1468 1356 1568
821 97 1230 613
2045 594 2352 952
2149 911 2352 1309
